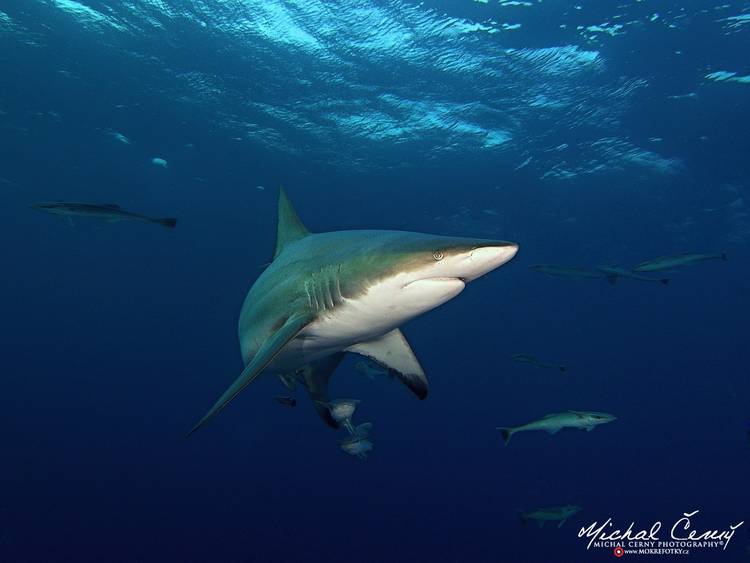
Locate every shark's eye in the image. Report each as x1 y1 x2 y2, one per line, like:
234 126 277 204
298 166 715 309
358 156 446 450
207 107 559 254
432 251 444 261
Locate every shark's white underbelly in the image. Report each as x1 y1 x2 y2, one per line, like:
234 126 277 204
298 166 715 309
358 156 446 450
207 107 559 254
269 273 465 372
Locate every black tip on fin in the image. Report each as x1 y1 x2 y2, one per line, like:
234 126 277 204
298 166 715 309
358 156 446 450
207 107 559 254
606 275 617 286
721 252 728 261
559 365 567 372
158 218 177 228
519 512 527 526
393 369 428 400
660 278 670 285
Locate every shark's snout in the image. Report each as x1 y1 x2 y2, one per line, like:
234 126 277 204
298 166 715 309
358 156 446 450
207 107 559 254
461 242 519 282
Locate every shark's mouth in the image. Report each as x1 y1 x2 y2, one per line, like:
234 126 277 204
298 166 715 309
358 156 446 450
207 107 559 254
404 276 466 288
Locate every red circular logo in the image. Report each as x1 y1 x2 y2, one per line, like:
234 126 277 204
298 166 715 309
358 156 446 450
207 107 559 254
613 546 624 558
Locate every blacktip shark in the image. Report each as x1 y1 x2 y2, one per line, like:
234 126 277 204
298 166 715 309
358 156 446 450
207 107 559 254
188 188 519 435
32 201 177 229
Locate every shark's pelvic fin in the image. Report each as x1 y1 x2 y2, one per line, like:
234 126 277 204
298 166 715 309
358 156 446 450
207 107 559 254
187 312 311 436
274 188 310 259
298 352 345 428
346 329 428 399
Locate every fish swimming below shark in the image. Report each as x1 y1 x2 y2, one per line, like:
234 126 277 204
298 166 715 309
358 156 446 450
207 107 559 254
520 505 582 528
188 188 519 435
497 411 616 445
32 201 177 229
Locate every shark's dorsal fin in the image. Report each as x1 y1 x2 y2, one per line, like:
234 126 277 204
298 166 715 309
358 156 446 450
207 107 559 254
274 188 310 259
187 312 312 436
346 329 428 399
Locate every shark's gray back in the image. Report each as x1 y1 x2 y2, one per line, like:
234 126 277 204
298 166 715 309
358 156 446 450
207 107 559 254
237 229 453 364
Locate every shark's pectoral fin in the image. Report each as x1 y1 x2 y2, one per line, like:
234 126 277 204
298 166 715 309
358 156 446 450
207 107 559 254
606 275 617 286
558 518 568 528
65 216 75 227
545 428 561 435
346 329 428 399
298 352 345 429
187 313 311 436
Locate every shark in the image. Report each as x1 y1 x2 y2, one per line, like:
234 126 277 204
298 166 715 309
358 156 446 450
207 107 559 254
188 188 519 435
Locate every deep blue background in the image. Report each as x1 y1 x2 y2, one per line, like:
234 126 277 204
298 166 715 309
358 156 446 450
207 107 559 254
1 0 749 561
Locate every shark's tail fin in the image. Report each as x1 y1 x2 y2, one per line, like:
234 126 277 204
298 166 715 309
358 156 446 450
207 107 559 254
519 511 528 526
497 427 513 446
154 217 177 229
660 278 670 285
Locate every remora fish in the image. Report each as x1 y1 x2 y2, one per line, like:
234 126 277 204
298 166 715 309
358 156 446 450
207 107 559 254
529 264 604 280
633 252 727 272
340 436 373 460
188 188 518 435
511 353 566 372
497 410 616 445
32 201 177 229
520 505 582 528
595 265 669 286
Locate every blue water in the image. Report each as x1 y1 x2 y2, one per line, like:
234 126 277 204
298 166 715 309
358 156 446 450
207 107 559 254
1 1 749 561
